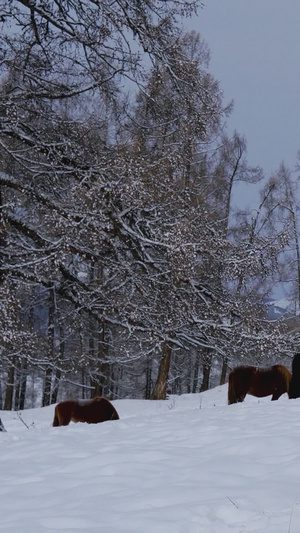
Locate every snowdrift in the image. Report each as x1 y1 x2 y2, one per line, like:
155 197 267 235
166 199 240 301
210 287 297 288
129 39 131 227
1 386 300 532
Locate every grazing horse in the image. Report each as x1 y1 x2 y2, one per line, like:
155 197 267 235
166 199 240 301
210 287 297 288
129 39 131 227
288 353 300 399
52 396 119 426
228 364 291 405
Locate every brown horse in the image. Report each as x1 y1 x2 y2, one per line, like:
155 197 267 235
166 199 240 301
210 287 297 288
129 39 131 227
52 396 119 426
228 364 291 405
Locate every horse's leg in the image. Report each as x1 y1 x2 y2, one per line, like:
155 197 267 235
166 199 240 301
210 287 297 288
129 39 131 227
52 406 60 426
59 409 72 425
228 372 238 404
53 404 72 426
236 393 246 402
272 375 288 401
271 389 281 401
234 382 247 403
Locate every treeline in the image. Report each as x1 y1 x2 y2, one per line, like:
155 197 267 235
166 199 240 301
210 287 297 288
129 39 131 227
0 1 299 409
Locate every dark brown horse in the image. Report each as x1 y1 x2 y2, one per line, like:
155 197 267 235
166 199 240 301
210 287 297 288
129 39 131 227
228 364 291 405
53 397 119 426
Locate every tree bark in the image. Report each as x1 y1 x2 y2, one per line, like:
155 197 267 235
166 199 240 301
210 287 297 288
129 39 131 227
4 358 16 410
151 340 172 400
15 357 28 410
200 349 212 392
90 318 109 398
145 357 152 399
219 357 228 385
192 351 201 393
42 289 55 407
51 328 64 405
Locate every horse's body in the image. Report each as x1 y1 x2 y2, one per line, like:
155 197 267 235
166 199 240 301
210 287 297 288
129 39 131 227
289 353 300 399
228 364 291 405
52 396 119 426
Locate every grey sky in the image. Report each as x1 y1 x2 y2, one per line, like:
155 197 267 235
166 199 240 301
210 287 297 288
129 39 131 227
187 1 300 207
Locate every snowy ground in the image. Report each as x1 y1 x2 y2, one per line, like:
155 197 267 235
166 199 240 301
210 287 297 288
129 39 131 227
1 387 300 532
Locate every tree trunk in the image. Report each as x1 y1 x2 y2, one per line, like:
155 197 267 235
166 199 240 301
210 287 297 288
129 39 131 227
89 331 98 395
42 289 55 407
151 341 172 400
14 357 28 410
145 357 152 399
90 318 108 398
186 352 192 394
89 263 109 398
4 358 16 410
220 357 228 385
51 324 64 404
42 367 52 407
18 358 28 410
80 328 88 399
192 351 201 393
97 320 109 397
51 368 61 405
0 376 2 408
200 350 212 392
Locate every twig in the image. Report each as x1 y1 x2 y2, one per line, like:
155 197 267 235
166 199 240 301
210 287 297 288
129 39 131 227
227 496 239 509
0 418 7 432
167 398 176 410
288 500 297 533
17 412 34 430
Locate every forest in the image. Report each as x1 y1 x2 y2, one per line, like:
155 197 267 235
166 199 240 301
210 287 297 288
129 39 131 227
1 0 300 410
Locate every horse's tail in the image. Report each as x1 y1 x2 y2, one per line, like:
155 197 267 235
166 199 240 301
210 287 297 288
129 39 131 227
228 370 237 405
110 409 119 420
105 399 119 420
52 406 60 427
277 365 292 393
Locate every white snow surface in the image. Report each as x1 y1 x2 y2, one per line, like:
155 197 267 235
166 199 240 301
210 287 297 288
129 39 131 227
1 387 300 532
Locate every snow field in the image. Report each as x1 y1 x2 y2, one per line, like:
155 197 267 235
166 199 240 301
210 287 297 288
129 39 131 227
1 386 300 532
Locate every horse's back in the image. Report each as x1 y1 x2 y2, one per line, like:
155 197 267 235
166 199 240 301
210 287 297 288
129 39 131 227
248 364 290 398
75 397 119 423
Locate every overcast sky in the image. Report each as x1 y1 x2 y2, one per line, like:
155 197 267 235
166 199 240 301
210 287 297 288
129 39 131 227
187 1 300 208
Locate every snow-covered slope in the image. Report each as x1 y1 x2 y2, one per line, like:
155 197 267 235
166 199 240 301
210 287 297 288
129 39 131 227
1 387 300 532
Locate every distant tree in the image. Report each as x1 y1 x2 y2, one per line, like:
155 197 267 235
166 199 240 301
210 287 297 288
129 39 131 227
211 131 263 237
